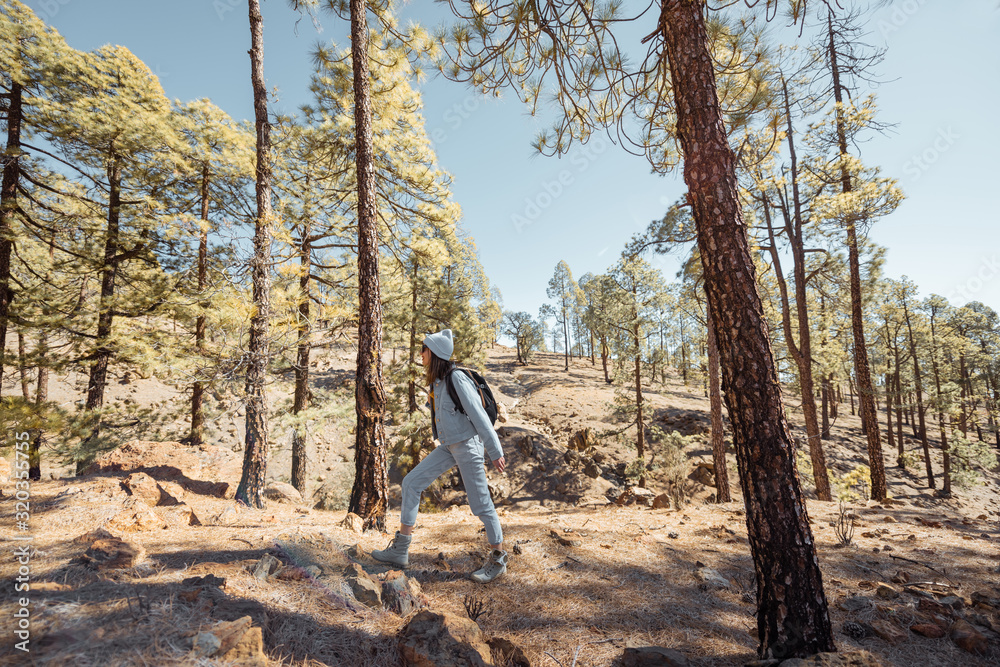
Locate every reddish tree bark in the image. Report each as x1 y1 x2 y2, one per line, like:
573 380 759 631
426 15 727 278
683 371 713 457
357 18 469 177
827 13 887 501
706 299 731 503
0 80 21 397
291 214 312 493
236 0 274 508
347 0 389 532
660 1 834 657
190 164 210 446
78 153 123 473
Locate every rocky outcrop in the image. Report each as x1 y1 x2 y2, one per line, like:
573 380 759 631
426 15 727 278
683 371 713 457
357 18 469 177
398 609 493 667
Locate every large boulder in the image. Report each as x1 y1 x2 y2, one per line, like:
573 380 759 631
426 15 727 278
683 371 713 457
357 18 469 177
488 637 531 667
82 439 240 497
121 472 183 506
398 609 493 667
615 487 657 506
382 570 426 616
263 481 303 504
567 428 597 452
189 616 268 667
79 537 145 570
344 563 382 609
616 645 689 666
106 497 169 532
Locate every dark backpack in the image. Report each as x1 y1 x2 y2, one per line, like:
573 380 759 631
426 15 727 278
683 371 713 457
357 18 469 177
446 367 499 426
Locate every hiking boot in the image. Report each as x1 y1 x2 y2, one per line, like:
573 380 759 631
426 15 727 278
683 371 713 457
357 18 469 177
470 549 508 583
371 532 411 567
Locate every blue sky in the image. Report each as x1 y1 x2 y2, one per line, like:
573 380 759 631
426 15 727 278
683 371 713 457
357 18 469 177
23 0 1000 320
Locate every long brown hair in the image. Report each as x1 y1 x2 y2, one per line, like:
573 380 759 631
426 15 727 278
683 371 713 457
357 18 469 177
424 348 455 386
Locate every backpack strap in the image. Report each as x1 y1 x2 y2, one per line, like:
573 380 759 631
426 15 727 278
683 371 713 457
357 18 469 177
445 367 466 415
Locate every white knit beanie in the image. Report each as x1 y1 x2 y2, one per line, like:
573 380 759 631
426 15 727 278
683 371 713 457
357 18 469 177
423 329 454 360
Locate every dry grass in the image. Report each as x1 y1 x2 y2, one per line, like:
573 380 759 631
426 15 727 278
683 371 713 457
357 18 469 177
3 477 997 666
2 346 999 666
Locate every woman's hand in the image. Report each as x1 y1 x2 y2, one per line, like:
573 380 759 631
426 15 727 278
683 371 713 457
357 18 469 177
493 456 506 473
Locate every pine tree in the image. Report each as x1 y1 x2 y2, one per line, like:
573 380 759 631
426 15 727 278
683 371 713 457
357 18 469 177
502 311 543 365
748 69 834 501
436 1 835 654
0 0 69 397
173 99 254 447
31 42 186 470
236 0 275 508
546 260 579 371
606 255 666 488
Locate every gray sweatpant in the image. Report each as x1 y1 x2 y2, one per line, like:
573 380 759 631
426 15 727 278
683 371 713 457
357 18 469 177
400 435 503 545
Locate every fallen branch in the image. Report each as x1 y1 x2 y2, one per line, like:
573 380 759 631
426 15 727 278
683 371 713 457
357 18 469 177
908 581 960 589
889 555 957 585
851 560 889 582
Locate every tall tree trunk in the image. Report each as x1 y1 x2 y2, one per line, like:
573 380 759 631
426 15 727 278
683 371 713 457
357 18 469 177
291 215 312 493
79 153 123 473
661 2 833 656
0 80 21 398
563 306 569 371
631 305 646 488
347 0 388 532
781 77 831 500
762 184 831 500
29 235 56 481
821 377 831 440
29 332 46 481
848 374 856 416
893 362 904 459
707 298 731 502
17 330 30 400
236 0 273 508
928 310 951 495
828 14 886 501
958 353 969 437
885 371 896 457
601 337 611 383
190 164 210 446
407 261 419 413
832 379 840 419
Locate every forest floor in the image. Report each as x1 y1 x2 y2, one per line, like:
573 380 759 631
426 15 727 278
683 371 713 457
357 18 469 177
1 344 999 666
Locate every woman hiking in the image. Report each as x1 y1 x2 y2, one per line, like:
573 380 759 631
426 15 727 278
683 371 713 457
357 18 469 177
372 329 508 583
